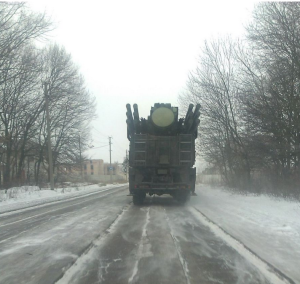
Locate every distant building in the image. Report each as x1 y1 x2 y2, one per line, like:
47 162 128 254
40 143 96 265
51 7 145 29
83 159 120 176
82 159 125 183
83 159 104 176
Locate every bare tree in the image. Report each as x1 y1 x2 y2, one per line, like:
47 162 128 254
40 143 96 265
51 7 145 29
0 4 96 189
0 2 52 85
181 38 251 187
34 44 96 185
243 2 300 188
0 3 52 188
0 45 45 187
179 2 300 194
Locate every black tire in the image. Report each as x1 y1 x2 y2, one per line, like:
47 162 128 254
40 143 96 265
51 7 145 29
133 192 146 205
175 191 190 204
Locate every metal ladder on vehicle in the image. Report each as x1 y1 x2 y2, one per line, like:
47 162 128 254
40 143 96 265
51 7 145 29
179 135 192 166
134 137 147 166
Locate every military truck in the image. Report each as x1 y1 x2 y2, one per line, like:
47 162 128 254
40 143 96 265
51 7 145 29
126 103 200 205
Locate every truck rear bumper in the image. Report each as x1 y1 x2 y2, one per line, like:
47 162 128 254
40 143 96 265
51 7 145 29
130 183 193 195
135 183 191 190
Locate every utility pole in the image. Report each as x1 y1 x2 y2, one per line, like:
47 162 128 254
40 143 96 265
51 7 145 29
109 136 112 183
44 82 55 190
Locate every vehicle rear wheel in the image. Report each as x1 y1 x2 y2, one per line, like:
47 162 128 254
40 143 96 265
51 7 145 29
175 191 190 204
133 192 146 205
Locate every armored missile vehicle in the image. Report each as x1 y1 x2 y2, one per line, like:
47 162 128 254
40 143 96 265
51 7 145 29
126 103 200 204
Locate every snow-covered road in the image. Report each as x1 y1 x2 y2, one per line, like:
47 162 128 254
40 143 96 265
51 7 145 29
0 184 298 284
57 196 290 284
0 185 129 284
191 185 300 284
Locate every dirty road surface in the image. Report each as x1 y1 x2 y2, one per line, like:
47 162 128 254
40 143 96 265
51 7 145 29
0 186 284 284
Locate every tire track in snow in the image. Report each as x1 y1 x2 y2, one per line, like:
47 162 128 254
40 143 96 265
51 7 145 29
164 208 191 284
128 207 152 284
98 258 122 282
54 204 130 284
190 207 295 284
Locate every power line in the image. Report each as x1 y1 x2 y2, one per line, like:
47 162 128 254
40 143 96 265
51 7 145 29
89 145 109 149
92 127 108 138
92 139 108 144
114 139 126 150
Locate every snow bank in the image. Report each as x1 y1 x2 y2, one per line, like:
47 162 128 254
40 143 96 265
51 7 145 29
191 184 300 283
0 186 53 202
0 183 125 214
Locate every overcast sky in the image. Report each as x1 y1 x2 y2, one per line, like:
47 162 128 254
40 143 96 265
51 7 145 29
27 0 257 163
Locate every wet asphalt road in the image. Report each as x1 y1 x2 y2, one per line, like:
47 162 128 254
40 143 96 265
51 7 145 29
0 186 273 284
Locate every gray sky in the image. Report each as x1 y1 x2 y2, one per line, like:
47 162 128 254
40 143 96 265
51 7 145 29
27 0 256 163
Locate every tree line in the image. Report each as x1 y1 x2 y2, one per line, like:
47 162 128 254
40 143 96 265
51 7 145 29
0 3 96 189
180 2 300 196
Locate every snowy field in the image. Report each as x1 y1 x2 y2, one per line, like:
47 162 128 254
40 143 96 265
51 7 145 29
0 183 124 214
191 184 300 283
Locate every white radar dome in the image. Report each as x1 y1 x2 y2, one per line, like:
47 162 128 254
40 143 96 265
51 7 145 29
151 107 175 127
